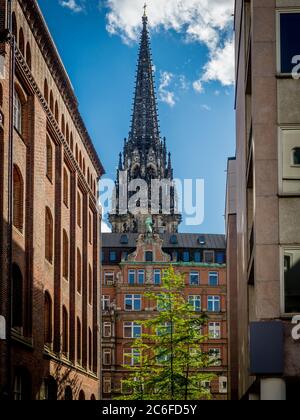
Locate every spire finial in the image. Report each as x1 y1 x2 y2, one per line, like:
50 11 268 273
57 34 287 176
143 3 147 18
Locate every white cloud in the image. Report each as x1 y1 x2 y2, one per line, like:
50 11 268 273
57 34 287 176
59 0 84 13
158 71 176 107
193 80 204 94
200 104 211 111
105 0 235 87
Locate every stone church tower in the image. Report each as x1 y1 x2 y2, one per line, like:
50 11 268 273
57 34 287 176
109 11 182 234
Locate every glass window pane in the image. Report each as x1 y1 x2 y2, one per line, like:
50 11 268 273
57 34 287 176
280 13 300 73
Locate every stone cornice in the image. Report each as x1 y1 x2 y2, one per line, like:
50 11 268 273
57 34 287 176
18 0 105 177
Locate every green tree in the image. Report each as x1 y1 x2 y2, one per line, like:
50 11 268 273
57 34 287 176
117 266 216 401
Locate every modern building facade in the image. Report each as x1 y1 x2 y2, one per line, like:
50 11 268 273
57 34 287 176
101 232 228 400
101 11 228 401
227 0 300 400
0 0 104 400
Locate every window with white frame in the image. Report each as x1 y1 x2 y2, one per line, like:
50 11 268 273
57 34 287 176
103 349 112 365
123 322 142 338
103 322 112 338
123 348 140 366
208 296 221 312
154 269 161 285
13 90 22 133
277 11 300 74
102 295 110 311
138 270 145 285
219 376 228 394
128 270 135 285
188 295 201 312
125 295 141 311
103 377 111 394
157 322 172 337
104 272 114 286
209 272 219 286
190 272 200 286
209 348 221 366
283 249 300 314
209 322 221 339
203 251 214 264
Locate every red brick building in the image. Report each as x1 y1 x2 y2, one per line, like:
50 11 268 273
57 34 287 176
101 232 228 400
0 0 104 400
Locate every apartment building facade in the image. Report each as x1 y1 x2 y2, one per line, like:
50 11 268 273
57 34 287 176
228 0 300 400
101 232 228 400
0 0 104 400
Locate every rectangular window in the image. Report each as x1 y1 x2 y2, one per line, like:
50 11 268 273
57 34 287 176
208 296 221 312
123 349 140 366
103 378 111 394
104 272 114 286
145 251 153 262
123 322 142 338
278 12 300 74
89 212 93 244
209 348 222 366
216 252 225 264
182 251 190 262
77 192 82 227
157 322 172 336
194 251 201 263
154 269 161 285
204 251 214 264
219 377 228 394
128 270 136 285
209 322 221 339
138 270 145 285
103 322 112 338
283 249 300 313
109 251 117 263
190 272 200 286
189 295 201 312
103 349 112 365
209 272 219 286
125 295 141 311
102 295 110 311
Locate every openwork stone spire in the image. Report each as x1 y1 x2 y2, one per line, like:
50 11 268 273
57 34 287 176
109 11 181 234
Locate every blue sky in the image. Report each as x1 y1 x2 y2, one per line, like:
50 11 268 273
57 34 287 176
38 0 235 234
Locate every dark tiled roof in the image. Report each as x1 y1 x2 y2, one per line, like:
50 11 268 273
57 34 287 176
101 233 226 250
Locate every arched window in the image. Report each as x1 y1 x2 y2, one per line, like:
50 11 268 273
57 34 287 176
13 165 24 232
292 148 300 165
54 101 59 122
12 264 23 328
63 230 69 280
77 249 82 294
13 369 31 400
66 124 69 143
89 265 93 305
93 180 96 196
83 158 86 176
87 168 90 185
45 207 53 263
46 137 53 181
70 133 74 151
61 114 65 136
63 168 69 207
75 144 78 161
13 89 22 133
62 306 68 354
79 151 82 169
77 192 81 227
44 377 57 400
12 12 17 42
50 90 54 113
25 42 31 69
44 79 48 103
79 390 85 400
89 212 92 244
19 28 24 56
77 317 82 364
44 292 52 344
64 386 72 401
88 328 92 371
90 394 96 401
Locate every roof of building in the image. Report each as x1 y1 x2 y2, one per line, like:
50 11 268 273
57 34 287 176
102 233 226 250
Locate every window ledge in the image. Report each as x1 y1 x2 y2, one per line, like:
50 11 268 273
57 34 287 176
11 329 33 349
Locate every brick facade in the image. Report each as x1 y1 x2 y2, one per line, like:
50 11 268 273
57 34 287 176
0 0 104 400
101 233 228 400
